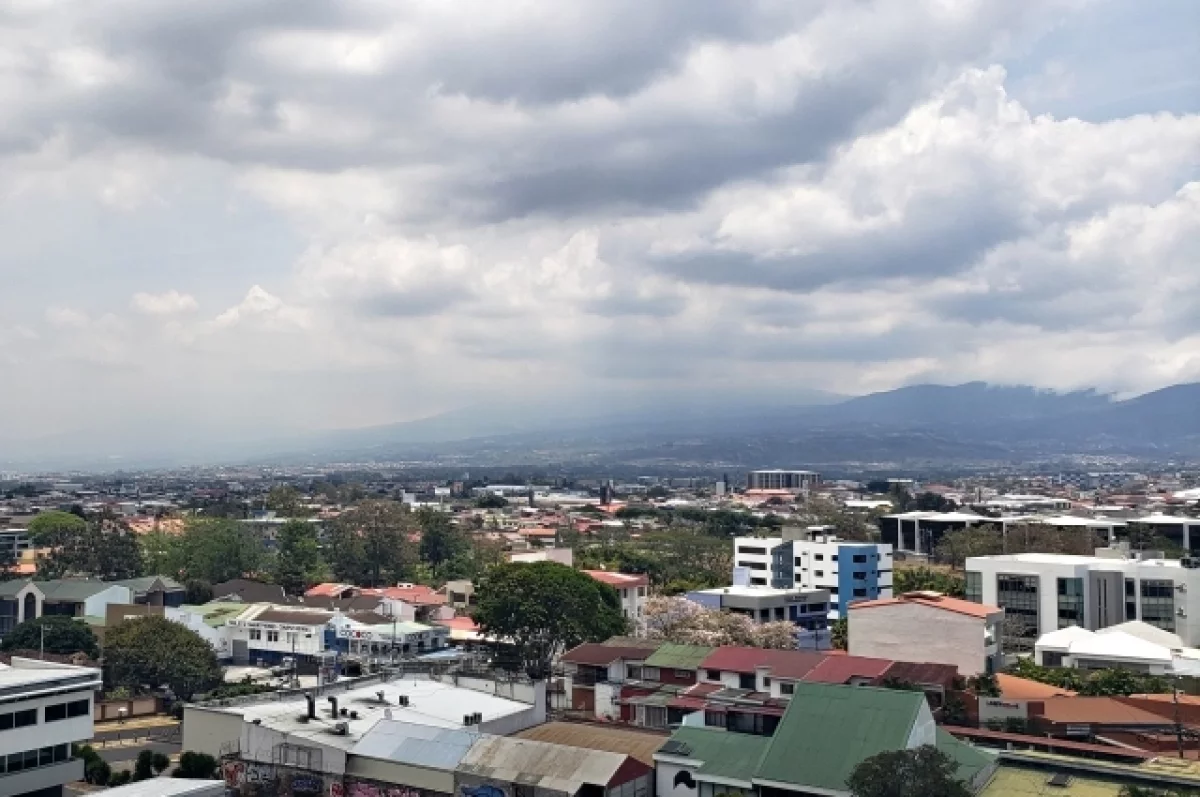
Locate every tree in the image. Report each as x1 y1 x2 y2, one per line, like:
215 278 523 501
184 579 214 605
37 516 145 581
847 745 970 797
326 501 415 587
172 751 218 779
271 519 328 595
0 615 99 657
265 485 305 517
104 616 222 700
475 494 509 509
914 492 957 512
27 510 86 544
640 596 798 649
831 618 848 650
167 518 266 584
474 562 628 678
805 498 872 541
969 673 1000 698
152 752 171 775
141 528 177 576
417 510 471 578
892 567 965 598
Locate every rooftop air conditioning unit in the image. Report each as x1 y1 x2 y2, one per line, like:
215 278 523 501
332 722 349 736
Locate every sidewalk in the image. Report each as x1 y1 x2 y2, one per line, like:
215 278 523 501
94 714 179 733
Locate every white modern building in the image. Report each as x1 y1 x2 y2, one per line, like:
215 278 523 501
966 550 1200 656
733 536 893 618
0 657 102 797
1032 622 1194 675
746 470 821 492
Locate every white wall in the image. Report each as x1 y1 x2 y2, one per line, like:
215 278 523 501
0 689 94 755
82 585 134 617
595 682 620 720
850 602 992 675
165 607 232 658
182 707 244 759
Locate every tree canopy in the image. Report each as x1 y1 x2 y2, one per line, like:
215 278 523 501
417 510 472 580
326 500 415 587
892 567 965 597
847 745 970 797
271 519 329 595
164 518 266 584
27 510 87 543
642 595 798 649
37 517 145 581
104 616 222 700
474 561 627 678
0 615 99 658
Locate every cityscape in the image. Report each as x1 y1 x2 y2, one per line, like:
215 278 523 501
1 1 1198 796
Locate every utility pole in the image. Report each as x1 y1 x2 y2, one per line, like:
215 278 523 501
1175 676 1185 758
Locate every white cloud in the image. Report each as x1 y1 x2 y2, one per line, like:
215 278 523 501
131 290 198 316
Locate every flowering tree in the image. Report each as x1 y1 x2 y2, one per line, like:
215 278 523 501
641 596 797 649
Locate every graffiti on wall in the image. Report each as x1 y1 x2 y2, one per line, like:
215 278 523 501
460 785 506 797
348 782 426 797
223 761 278 788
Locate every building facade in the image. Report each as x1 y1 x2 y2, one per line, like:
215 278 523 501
686 586 831 647
746 470 821 492
734 536 893 618
0 657 102 797
966 551 1200 655
848 592 1004 675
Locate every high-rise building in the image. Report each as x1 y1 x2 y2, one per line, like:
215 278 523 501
746 470 821 491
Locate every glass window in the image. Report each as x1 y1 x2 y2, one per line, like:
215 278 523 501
67 700 89 718
15 709 36 728
964 571 983 603
706 669 720 680
996 574 1040 654
267 630 280 643
0 713 13 731
853 555 867 563
249 629 262 641
1140 579 1176 632
54 745 69 762
1056 577 1085 628
39 747 53 766
45 703 67 722
8 752 25 772
780 682 795 695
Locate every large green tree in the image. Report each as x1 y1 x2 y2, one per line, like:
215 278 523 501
326 501 414 587
0 615 99 658
104 616 221 700
271 519 328 595
417 510 471 579
37 517 144 581
474 561 627 678
892 567 965 598
847 746 970 797
27 510 87 544
166 518 266 584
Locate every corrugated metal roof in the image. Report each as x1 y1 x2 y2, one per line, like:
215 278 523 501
802 654 894 684
644 643 714 671
562 643 652 666
351 720 479 769
513 722 667 766
754 683 923 792
879 660 958 688
458 735 631 792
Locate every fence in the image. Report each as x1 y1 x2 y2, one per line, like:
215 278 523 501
96 696 162 721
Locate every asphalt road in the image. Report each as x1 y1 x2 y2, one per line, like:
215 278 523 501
95 740 180 766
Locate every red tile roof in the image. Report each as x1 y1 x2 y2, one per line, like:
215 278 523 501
304 582 356 598
803 654 894 684
583 570 650 588
697 647 826 679
361 585 447 605
1036 697 1171 725
562 643 655 667
995 673 1076 699
849 592 1001 619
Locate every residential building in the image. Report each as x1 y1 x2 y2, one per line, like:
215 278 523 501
560 640 661 718
965 551 1200 655
38 580 133 620
115 576 186 607
0 581 42 639
654 682 994 797
211 578 288 604
733 535 893 618
0 529 32 564
685 585 831 647
0 656 102 797
441 579 475 610
746 470 821 492
848 591 1004 675
582 570 649 620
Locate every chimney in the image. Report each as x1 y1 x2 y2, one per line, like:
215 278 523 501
305 693 316 720
328 696 339 718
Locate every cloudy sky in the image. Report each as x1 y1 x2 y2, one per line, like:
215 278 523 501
1 0 1198 446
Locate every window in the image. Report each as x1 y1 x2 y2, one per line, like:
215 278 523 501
249 628 262 641
964 571 983 604
674 669 692 679
814 554 824 561
738 561 767 570
814 571 824 578
642 667 660 681
1056 578 1085 628
852 572 867 581
779 682 795 695
831 555 838 561
705 669 720 681
762 677 771 687
738 546 768 556
267 630 280 643
1126 578 1138 620
44 703 66 722
67 699 89 718
853 554 868 563
704 710 725 727
996 574 1040 654
638 586 647 597
828 587 838 595
853 588 867 598
1141 579 1176 632
750 577 767 586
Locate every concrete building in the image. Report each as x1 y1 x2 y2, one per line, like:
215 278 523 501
733 535 893 618
848 591 1004 675
0 657 102 797
1119 514 1200 554
1033 620 1200 675
685 585 831 647
746 470 821 492
181 671 648 797
582 571 648 621
966 550 1200 656
878 510 989 556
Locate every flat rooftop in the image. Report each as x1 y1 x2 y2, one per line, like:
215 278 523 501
696 585 827 598
0 658 102 692
204 676 533 749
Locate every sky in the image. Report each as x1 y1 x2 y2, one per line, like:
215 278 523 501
0 0 1198 446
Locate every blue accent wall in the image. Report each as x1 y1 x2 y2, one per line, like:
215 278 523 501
770 541 795 588
836 544 881 618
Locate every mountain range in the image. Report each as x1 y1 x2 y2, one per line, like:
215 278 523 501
3 382 1197 471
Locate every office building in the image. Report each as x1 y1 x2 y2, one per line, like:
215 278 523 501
733 536 893 618
746 470 821 492
878 510 989 555
966 550 1200 655
686 585 831 647
0 657 102 797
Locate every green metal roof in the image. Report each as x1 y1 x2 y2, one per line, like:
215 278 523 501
0 579 32 598
644 643 715 671
663 727 770 785
180 602 249 627
754 682 924 793
114 576 183 592
935 727 997 786
38 579 120 601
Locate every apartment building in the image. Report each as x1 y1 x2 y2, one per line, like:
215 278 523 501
966 550 1200 655
733 536 893 618
849 591 1004 675
582 570 648 620
0 657 102 797
746 470 821 492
